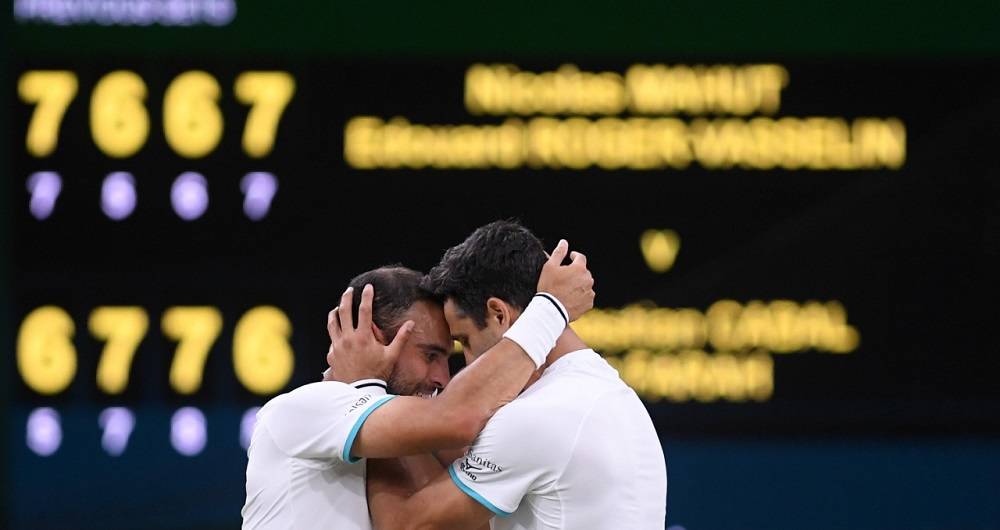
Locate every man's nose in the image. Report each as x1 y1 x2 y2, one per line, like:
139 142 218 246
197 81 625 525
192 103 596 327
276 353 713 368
430 358 451 389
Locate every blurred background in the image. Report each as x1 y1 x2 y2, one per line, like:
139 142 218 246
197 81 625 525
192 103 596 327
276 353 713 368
4 1 1000 529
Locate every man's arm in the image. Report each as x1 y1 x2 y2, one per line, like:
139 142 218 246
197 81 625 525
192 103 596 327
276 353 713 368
367 458 495 530
367 395 554 530
433 447 468 469
350 336 537 456
394 454 446 491
368 454 490 529
333 240 594 459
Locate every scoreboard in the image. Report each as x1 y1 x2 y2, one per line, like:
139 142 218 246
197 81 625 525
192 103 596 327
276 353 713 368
11 57 999 432
6 2 1000 529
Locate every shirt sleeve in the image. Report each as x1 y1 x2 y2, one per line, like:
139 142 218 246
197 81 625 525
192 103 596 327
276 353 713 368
260 380 396 463
448 403 561 517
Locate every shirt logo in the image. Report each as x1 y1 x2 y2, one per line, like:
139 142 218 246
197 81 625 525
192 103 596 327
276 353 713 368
346 394 373 415
460 453 502 482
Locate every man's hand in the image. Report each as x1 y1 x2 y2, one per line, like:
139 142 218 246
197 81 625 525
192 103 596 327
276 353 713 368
536 239 595 321
326 284 414 383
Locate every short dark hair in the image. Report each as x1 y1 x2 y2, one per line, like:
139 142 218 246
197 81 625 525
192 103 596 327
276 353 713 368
348 265 436 340
422 220 546 328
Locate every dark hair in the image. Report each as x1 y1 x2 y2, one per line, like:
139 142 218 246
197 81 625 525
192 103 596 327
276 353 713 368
348 265 436 340
422 220 546 328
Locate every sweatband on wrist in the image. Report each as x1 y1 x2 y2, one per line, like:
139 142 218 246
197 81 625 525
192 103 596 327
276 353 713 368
534 292 569 326
351 379 388 396
502 293 568 368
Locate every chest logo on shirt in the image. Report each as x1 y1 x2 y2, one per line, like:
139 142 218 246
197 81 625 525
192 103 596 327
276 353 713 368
460 453 502 482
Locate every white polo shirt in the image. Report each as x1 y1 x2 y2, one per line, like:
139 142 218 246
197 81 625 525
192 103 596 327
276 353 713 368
241 380 395 530
450 349 667 530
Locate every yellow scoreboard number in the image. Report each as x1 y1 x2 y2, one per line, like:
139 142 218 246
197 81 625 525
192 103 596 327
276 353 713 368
233 306 295 395
19 69 296 159
16 306 78 395
17 306 296 396
90 306 149 394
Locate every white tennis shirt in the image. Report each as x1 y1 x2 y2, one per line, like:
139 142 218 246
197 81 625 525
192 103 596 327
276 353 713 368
450 349 667 530
241 380 395 530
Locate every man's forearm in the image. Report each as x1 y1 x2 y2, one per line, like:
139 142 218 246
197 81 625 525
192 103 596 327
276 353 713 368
399 454 446 490
419 291 573 444
433 447 468 469
368 456 494 530
352 337 536 458
432 337 536 434
367 457 423 530
351 294 570 458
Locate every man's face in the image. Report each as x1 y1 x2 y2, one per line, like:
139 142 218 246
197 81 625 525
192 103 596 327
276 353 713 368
385 300 452 397
443 298 506 361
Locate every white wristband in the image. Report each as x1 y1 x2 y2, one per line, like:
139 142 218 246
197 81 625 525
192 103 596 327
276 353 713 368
502 293 568 369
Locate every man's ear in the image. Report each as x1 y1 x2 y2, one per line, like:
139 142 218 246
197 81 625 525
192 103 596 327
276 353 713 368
371 323 387 345
486 297 512 328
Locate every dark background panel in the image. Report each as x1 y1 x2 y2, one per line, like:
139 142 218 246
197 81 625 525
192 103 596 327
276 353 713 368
6 2 1000 529
9 60 1000 434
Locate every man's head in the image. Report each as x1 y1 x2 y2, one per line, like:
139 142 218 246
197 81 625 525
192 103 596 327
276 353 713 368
342 266 452 397
422 220 547 359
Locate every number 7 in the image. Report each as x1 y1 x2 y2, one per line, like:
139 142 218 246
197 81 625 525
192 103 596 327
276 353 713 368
162 307 223 394
18 71 79 157
90 307 149 394
235 71 296 158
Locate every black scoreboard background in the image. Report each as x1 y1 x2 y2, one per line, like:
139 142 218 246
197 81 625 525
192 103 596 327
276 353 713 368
6 3 1000 530
11 58 999 428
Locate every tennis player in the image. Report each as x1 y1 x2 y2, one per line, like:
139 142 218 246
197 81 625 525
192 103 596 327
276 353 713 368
241 238 594 530
366 221 667 530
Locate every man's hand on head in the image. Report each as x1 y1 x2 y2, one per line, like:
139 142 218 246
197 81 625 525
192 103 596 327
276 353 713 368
326 284 414 384
536 239 596 321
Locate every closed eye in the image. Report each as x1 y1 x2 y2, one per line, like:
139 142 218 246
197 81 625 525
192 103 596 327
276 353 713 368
417 343 449 363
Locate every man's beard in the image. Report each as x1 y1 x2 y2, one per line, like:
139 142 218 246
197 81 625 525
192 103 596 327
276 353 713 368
387 370 435 398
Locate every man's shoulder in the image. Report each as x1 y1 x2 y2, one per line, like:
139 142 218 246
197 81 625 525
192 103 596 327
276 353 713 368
286 380 359 398
260 381 363 419
289 380 375 402
518 352 625 402
489 353 630 430
486 382 593 439
254 381 380 462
